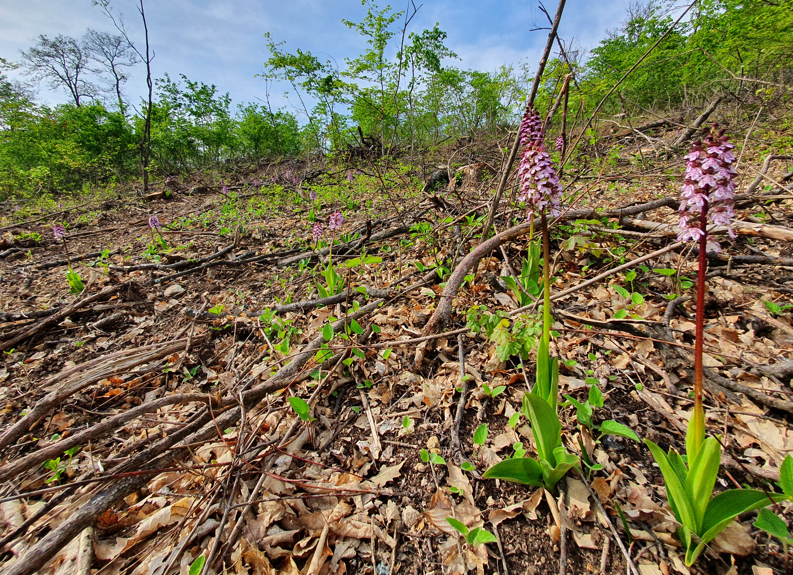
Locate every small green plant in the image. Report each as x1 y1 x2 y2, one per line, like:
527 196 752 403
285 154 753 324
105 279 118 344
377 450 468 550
208 303 226 315
420 448 445 466
288 397 314 422
43 457 65 483
473 423 488 447
563 383 639 475
188 555 206 575
466 307 542 362
66 268 85 294
446 517 497 547
764 300 793 316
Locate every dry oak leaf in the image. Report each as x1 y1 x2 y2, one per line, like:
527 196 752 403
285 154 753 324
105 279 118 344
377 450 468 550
370 460 404 487
94 497 191 561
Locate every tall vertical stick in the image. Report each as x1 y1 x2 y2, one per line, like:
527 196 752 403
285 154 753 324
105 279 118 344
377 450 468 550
479 0 567 243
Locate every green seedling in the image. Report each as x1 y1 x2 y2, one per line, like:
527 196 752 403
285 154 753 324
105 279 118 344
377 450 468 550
445 517 497 547
764 300 793 316
208 303 226 316
288 397 314 422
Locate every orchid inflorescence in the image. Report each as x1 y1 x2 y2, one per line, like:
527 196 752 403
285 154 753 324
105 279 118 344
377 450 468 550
677 124 737 252
517 108 562 218
310 190 317 201
328 210 343 231
518 107 543 147
312 222 323 242
53 225 66 239
555 135 564 152
148 215 161 231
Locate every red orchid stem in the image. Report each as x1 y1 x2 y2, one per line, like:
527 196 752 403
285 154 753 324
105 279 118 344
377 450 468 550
694 203 708 414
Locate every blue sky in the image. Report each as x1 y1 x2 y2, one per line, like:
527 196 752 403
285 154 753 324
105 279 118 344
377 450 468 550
0 0 635 115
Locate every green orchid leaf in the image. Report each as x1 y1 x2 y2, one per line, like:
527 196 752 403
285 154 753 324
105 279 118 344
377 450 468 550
483 456 543 487
523 392 561 465
685 436 722 531
599 420 639 442
542 448 580 491
701 489 786 540
645 440 697 535
780 454 793 497
668 449 689 485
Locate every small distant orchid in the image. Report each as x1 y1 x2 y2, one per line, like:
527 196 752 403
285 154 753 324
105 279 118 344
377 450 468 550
285 170 293 180
310 189 317 201
328 210 343 232
555 135 564 152
222 184 229 194
148 215 161 231
53 225 70 266
293 177 300 186
677 125 737 252
347 171 355 183
312 222 323 242
253 178 260 187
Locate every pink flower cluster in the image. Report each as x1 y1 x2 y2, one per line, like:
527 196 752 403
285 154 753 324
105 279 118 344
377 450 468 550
53 225 66 239
148 215 161 230
312 222 323 241
517 108 562 218
555 135 564 152
328 210 343 231
310 190 317 201
519 107 543 147
677 125 737 252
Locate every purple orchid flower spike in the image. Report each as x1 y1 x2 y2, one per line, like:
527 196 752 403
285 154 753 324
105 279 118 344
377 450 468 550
222 184 229 194
310 190 317 201
313 222 323 242
328 210 343 232
293 177 300 186
677 124 737 252
285 170 293 180
555 135 564 152
53 225 66 239
519 107 544 147
347 171 355 183
148 215 161 231
517 109 562 219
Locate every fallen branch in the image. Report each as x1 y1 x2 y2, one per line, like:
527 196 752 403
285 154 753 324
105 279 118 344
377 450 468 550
0 336 202 451
672 96 723 147
622 216 793 242
744 155 793 196
0 282 127 352
35 248 121 270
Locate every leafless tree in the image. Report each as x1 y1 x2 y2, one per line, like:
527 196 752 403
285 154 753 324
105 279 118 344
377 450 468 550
20 34 97 106
83 29 138 115
93 0 154 192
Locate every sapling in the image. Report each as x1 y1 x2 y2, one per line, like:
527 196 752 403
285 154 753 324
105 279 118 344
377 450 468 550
645 125 787 566
484 107 578 491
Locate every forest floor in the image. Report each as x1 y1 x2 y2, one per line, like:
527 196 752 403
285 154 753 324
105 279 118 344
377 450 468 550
2 105 793 575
